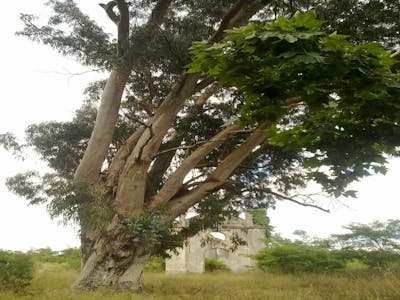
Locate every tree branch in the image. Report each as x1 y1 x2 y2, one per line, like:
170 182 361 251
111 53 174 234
391 49 400 59
148 0 173 26
99 1 129 57
115 0 130 57
210 0 273 43
99 1 119 25
211 0 248 43
194 76 215 93
267 189 330 213
105 126 145 190
168 125 267 217
150 124 241 207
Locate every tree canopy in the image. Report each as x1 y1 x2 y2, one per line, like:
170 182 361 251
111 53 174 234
189 11 400 197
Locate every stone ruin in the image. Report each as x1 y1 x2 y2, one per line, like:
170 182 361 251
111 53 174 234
166 212 266 273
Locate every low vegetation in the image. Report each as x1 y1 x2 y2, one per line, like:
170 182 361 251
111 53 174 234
253 219 400 275
204 258 228 272
1 219 399 298
0 262 399 300
0 251 33 291
253 243 345 273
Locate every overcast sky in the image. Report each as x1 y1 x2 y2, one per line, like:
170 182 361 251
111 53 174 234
0 1 399 251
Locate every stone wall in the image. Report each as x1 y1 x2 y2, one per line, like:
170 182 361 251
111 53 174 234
166 212 266 274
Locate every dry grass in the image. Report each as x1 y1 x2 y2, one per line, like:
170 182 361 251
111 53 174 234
1 263 399 300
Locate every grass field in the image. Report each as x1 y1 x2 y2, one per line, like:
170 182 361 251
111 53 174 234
1 263 399 300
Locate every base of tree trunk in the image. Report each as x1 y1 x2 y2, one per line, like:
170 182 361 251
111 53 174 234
71 246 148 293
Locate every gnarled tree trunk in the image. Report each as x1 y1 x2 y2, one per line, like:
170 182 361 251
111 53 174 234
72 217 150 291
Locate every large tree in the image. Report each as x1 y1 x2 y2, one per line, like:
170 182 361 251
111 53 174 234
3 0 400 292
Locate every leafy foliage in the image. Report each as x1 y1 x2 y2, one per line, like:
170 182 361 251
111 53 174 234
189 11 400 197
264 1 400 48
253 239 345 273
185 195 238 234
0 251 34 291
17 0 115 68
247 208 272 237
124 208 184 256
204 258 228 272
5 172 112 226
143 256 165 272
0 133 24 158
315 0 400 48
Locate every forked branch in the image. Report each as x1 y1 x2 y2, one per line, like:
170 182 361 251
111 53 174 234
168 125 267 217
99 0 129 56
99 1 119 24
149 0 173 25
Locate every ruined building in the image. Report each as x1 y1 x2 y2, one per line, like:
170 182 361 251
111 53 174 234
166 212 266 273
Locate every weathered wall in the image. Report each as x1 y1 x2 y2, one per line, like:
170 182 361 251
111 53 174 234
166 212 266 273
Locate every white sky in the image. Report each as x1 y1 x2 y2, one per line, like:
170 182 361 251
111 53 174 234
0 1 399 251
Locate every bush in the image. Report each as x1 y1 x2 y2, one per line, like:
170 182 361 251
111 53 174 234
336 248 400 271
56 248 81 269
144 256 165 272
0 251 34 291
253 243 346 273
27 247 81 269
205 258 228 272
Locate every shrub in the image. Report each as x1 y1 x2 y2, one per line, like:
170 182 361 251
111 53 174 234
336 248 400 271
253 243 346 273
144 256 165 272
27 247 81 269
205 258 228 272
0 250 34 291
57 248 81 269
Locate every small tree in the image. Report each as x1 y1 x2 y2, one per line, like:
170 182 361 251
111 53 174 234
333 220 400 269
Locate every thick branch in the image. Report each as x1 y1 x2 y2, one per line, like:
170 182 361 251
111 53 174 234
149 0 173 25
150 124 241 207
99 2 119 24
146 83 221 200
391 49 400 59
146 133 183 199
211 0 248 43
74 69 129 181
115 0 130 56
168 126 267 218
194 83 220 105
106 126 145 189
76 0 173 184
211 0 273 43
111 0 269 215
100 1 130 56
130 0 269 165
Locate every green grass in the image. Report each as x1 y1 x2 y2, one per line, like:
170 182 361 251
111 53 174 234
1 263 399 299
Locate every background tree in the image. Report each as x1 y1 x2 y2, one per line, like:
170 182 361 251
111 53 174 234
332 219 400 269
2 0 400 293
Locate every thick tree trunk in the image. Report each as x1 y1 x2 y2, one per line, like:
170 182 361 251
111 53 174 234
72 251 148 292
72 220 150 292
